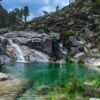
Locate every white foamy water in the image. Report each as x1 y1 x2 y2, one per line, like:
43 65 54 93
8 39 26 62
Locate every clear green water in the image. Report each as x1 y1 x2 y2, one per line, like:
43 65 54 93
0 63 99 99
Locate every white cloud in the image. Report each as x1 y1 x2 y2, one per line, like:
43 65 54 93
39 0 69 15
27 13 35 21
53 0 69 7
40 6 55 15
2 0 70 18
8 8 13 12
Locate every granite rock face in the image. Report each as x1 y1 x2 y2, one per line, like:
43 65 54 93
4 31 52 55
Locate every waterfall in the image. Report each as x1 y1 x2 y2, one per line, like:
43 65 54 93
59 43 67 58
59 43 67 68
8 39 26 62
8 39 49 62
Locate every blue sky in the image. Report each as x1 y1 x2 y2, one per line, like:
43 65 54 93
1 0 69 20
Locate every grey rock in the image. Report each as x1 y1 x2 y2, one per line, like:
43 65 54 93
0 72 9 81
80 7 93 15
0 55 12 64
0 28 8 35
85 28 94 37
74 52 85 59
5 31 52 55
69 36 85 47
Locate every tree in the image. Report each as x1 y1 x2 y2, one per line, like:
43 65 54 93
23 6 29 23
19 8 23 21
0 4 9 27
14 8 23 21
43 11 48 15
56 5 59 11
8 11 17 26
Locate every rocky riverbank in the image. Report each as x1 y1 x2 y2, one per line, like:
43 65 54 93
0 73 28 100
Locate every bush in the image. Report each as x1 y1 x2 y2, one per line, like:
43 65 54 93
65 77 84 94
66 53 74 63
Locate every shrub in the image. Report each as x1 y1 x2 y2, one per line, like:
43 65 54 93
66 53 74 63
65 77 84 94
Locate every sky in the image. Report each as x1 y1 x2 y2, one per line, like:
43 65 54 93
1 0 69 21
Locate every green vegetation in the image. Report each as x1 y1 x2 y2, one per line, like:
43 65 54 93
45 77 100 100
0 4 29 29
66 53 74 63
0 5 9 27
23 6 29 23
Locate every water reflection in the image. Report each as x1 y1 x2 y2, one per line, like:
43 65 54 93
0 63 99 87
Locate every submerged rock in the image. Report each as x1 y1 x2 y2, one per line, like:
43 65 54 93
0 76 28 100
0 72 8 81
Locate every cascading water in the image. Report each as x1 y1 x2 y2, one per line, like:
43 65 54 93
8 39 49 63
59 43 67 56
58 42 67 68
8 39 26 62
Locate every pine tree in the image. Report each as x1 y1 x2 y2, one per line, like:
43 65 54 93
23 6 29 23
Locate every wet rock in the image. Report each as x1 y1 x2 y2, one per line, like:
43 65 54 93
0 28 8 35
20 46 49 62
0 72 8 81
0 54 12 64
5 31 52 55
51 39 61 59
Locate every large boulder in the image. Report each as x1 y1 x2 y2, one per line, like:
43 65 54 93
85 28 94 37
0 72 9 81
0 54 12 64
85 58 100 67
68 36 85 47
0 36 9 46
4 31 52 55
0 28 8 35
